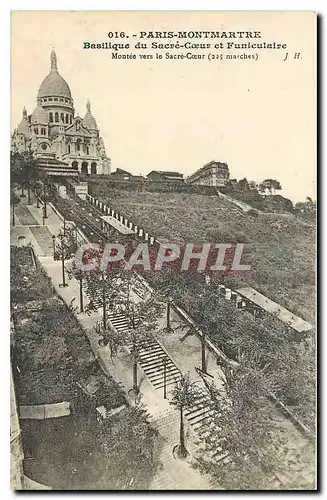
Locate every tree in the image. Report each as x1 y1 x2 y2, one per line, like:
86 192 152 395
170 373 200 458
189 282 221 373
149 265 196 332
86 265 164 392
94 403 159 489
237 178 249 191
119 291 164 393
195 353 287 490
85 266 128 329
54 229 77 287
262 179 282 195
10 189 20 227
21 151 40 205
10 150 40 204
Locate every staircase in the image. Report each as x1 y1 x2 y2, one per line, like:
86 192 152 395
108 309 181 391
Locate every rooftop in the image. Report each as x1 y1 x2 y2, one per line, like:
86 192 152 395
101 215 135 235
236 287 313 333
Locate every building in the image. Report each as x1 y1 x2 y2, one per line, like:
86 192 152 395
186 160 230 187
146 170 184 182
11 49 111 176
110 168 144 181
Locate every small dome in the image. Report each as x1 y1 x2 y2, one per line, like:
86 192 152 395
31 105 48 124
17 107 30 136
83 100 98 130
37 50 72 100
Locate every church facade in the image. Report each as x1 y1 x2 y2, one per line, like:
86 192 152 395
11 50 111 176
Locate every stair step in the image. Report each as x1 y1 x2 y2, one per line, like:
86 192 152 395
153 378 180 389
139 345 164 356
139 350 165 363
192 413 215 430
185 406 212 421
142 363 178 376
185 396 210 412
145 367 180 382
187 408 214 425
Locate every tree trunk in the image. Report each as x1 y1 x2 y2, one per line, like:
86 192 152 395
179 406 187 458
79 277 84 313
201 329 206 373
167 301 171 329
21 186 25 197
12 203 15 226
27 184 31 205
133 353 138 392
102 285 107 329
43 183 47 218
61 253 66 287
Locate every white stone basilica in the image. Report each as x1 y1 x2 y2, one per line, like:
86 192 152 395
11 49 111 176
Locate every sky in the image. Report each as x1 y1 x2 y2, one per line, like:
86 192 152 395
11 11 316 202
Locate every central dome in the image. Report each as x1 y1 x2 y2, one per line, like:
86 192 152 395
37 49 72 100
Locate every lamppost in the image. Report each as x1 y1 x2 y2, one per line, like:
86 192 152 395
52 235 56 260
58 233 68 288
99 273 107 329
42 205 46 226
43 179 48 219
165 297 174 333
79 275 84 313
162 356 167 399
12 200 15 227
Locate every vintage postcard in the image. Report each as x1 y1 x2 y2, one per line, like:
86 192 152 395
10 11 316 491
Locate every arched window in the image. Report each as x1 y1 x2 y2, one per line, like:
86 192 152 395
49 112 53 123
55 112 59 123
91 162 97 175
65 114 69 124
76 139 82 152
72 161 78 170
68 145 71 154
81 162 88 175
70 115 72 124
34 127 38 135
86 146 89 155
60 113 64 122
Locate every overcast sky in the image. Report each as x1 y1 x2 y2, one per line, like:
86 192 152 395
11 11 316 202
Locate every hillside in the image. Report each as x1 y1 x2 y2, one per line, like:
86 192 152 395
90 185 315 323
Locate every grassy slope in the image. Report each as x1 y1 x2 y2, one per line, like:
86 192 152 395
92 186 315 322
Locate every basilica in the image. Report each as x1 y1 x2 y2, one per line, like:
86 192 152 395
11 49 111 176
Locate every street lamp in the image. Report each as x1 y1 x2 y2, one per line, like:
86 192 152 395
52 235 56 260
164 297 174 333
162 356 167 399
43 180 48 219
79 275 84 313
58 233 68 288
99 273 107 329
42 205 46 226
